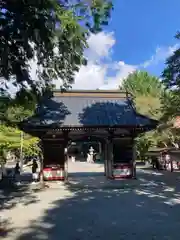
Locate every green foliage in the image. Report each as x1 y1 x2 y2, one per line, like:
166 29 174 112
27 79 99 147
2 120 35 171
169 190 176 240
121 71 170 159
135 134 154 160
4 105 33 124
155 127 180 148
0 124 40 163
0 143 8 164
162 32 180 89
0 98 38 163
122 71 163 119
135 95 161 120
0 0 113 103
159 32 180 147
122 68 180 153
160 90 180 122
122 71 163 97
0 92 35 125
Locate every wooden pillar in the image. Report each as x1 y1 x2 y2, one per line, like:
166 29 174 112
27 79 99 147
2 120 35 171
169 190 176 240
102 142 107 176
99 142 102 155
107 140 113 179
104 140 110 177
104 137 113 179
170 158 173 172
132 139 137 179
64 147 68 181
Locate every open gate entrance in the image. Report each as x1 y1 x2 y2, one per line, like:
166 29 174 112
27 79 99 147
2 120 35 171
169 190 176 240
66 136 105 182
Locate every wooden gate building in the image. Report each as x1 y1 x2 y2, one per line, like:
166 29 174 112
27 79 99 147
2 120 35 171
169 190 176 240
19 90 158 180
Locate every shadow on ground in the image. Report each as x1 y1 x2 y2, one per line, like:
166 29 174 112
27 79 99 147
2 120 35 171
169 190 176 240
0 178 40 238
6 169 180 240
0 183 40 211
0 218 14 238
68 171 104 178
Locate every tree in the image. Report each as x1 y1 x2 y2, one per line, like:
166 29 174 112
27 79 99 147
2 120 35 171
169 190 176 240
0 98 38 164
162 32 180 89
122 71 163 119
160 90 180 122
159 32 180 147
157 95 180 148
0 0 113 103
0 124 40 164
122 71 163 97
161 32 180 121
135 134 154 161
121 71 166 159
0 93 35 126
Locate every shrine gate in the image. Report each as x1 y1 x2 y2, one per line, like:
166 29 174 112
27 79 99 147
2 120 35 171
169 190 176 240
19 90 158 180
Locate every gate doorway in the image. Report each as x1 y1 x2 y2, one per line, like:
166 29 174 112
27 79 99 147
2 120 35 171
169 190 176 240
66 137 105 183
67 141 102 163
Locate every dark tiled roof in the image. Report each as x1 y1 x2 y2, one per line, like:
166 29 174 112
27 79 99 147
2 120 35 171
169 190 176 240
21 91 158 128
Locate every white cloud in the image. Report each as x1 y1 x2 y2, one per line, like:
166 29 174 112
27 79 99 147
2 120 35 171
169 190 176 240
86 32 115 61
27 31 179 91
141 44 179 68
72 32 136 90
72 32 179 90
99 61 136 89
73 63 107 89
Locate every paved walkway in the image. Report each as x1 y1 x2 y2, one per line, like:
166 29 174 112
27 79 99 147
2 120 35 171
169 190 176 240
1 162 180 239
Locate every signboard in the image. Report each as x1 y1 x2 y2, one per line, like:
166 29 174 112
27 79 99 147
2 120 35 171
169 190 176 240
113 164 132 178
43 167 65 180
113 168 131 176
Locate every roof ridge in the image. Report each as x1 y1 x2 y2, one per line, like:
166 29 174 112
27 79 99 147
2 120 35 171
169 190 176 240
53 89 129 94
53 90 133 99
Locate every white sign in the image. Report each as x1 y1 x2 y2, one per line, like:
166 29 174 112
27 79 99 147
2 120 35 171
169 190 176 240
113 168 131 176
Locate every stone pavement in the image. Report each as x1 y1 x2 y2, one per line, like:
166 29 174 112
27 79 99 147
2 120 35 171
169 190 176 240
1 162 180 239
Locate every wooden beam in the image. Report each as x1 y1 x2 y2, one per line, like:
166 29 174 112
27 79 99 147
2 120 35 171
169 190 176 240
53 91 129 99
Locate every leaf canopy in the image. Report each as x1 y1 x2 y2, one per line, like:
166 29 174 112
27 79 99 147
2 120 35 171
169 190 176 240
0 0 113 102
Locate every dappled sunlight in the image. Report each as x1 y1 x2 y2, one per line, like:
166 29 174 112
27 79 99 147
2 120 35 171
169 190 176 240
0 218 14 238
138 169 163 176
138 178 161 186
164 187 175 192
2 168 180 239
135 172 180 206
0 185 40 211
164 198 180 206
135 189 168 199
12 184 180 239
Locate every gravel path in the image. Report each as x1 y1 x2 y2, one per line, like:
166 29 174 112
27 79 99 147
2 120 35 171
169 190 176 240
1 164 180 240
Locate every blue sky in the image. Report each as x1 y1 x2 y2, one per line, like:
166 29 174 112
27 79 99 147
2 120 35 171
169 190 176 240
106 0 180 75
71 0 180 89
